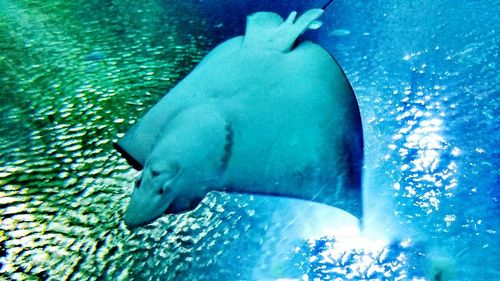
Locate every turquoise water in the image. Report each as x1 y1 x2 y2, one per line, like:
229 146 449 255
0 0 498 280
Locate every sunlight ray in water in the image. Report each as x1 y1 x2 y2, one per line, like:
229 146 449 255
391 73 460 218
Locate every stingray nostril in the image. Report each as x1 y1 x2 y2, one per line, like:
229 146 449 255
158 187 164 195
151 170 160 177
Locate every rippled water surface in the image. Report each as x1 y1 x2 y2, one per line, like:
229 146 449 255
0 0 215 279
1 0 498 280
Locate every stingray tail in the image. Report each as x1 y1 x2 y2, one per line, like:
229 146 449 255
243 9 324 52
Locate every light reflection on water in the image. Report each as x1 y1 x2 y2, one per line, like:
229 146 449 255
387 61 460 220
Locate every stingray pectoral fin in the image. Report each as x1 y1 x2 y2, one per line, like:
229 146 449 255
113 141 143 170
113 36 243 170
244 9 324 52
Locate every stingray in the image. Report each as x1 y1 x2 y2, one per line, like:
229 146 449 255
114 7 363 228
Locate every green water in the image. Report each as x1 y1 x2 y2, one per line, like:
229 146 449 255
0 0 217 279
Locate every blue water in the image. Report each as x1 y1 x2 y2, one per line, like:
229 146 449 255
194 0 499 279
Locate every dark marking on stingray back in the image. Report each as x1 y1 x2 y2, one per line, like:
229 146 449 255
220 122 234 171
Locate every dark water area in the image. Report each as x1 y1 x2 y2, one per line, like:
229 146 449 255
0 0 498 280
